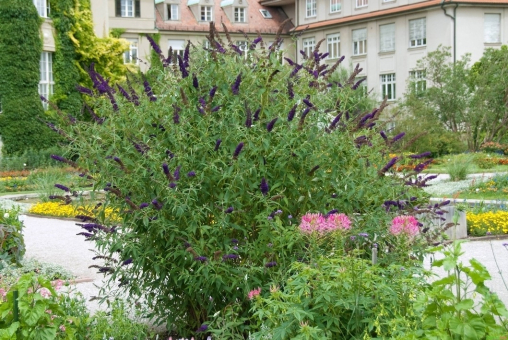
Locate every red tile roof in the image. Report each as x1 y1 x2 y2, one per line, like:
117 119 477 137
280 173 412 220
292 0 508 31
156 0 294 35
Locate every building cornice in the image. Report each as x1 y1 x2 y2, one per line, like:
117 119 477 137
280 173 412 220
292 0 508 32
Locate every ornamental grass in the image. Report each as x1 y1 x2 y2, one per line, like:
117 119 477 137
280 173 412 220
467 210 508 236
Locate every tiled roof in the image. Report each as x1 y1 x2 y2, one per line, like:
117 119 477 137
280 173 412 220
292 0 508 31
155 0 294 35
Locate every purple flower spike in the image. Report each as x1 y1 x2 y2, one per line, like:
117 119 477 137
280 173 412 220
196 324 208 333
122 258 133 266
410 151 432 159
76 85 94 96
177 55 189 78
231 239 239 244
225 207 234 214
194 256 207 262
162 163 170 175
214 139 222 151
192 74 199 89
233 142 244 159
392 132 406 143
169 182 177 189
253 107 261 121
209 86 217 100
265 261 277 268
260 178 269 196
152 199 163 210
329 113 342 130
51 155 66 163
245 108 252 128
232 73 242 95
303 98 313 108
174 165 181 180
173 105 181 124
211 105 221 112
380 131 388 141
55 184 70 192
287 104 298 122
222 254 239 261
187 171 196 177
284 57 295 65
266 118 278 132
139 203 149 209
380 157 398 173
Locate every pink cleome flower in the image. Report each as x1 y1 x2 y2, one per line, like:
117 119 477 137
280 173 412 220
390 215 419 236
248 287 261 300
299 213 351 234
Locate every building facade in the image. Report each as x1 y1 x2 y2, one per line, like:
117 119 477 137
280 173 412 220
261 0 508 101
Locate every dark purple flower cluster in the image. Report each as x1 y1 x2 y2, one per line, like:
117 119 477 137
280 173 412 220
152 199 163 210
233 142 244 159
410 151 432 159
266 118 278 132
177 55 189 78
222 254 239 261
225 207 234 214
231 73 242 95
214 139 222 151
287 104 298 122
187 171 196 177
380 157 398 174
194 256 208 262
260 178 269 196
143 79 157 102
265 261 277 268
55 184 70 192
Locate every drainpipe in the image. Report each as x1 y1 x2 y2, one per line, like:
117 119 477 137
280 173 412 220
441 0 458 63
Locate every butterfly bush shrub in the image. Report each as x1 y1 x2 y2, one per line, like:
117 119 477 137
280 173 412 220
51 24 434 336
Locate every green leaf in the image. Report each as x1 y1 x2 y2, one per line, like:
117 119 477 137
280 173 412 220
20 299 46 327
0 322 19 340
449 316 486 340
454 299 474 311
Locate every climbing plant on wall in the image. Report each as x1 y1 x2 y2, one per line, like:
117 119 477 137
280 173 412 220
0 0 56 155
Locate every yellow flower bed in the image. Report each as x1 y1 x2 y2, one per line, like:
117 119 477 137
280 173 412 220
467 210 508 236
29 202 118 220
0 176 27 181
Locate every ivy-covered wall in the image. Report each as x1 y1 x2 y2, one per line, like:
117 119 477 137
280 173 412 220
0 0 56 155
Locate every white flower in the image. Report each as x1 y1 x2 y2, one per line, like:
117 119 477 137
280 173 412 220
3 213 8 218
213 311 220 317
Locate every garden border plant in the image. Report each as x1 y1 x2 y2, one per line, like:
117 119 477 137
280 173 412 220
43 23 449 337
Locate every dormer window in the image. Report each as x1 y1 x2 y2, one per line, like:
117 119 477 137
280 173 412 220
200 6 212 21
234 7 246 22
259 9 272 18
167 4 179 20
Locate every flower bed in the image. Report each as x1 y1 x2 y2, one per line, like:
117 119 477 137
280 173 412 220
28 201 118 220
467 210 508 236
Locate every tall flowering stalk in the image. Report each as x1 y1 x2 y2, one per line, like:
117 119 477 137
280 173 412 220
389 216 419 236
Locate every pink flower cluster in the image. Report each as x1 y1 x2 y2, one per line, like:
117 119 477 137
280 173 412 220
248 287 261 300
299 213 351 235
389 215 419 236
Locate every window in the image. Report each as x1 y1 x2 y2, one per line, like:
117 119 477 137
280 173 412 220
380 73 396 101
39 52 54 109
167 4 179 20
409 70 426 93
302 37 316 58
306 0 316 17
352 28 367 55
379 23 395 52
356 0 368 8
409 18 426 47
33 0 50 17
260 9 272 18
168 40 185 63
203 39 211 49
115 0 140 18
327 33 340 59
485 14 501 43
330 0 341 12
200 6 212 21
234 7 246 22
124 39 138 64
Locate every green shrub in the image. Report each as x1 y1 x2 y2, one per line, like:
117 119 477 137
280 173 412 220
474 156 499 169
0 0 57 156
52 29 433 336
0 206 25 268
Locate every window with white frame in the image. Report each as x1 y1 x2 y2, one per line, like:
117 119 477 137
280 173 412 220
39 52 54 109
121 0 134 17
168 40 186 63
167 4 179 20
124 39 138 64
330 0 341 13
234 7 246 22
484 14 501 43
356 0 368 8
327 33 340 59
409 70 426 93
33 0 50 17
352 28 367 55
203 39 211 49
302 37 316 58
306 0 317 17
379 23 395 52
380 73 396 101
409 18 426 47
260 9 272 18
200 6 212 21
